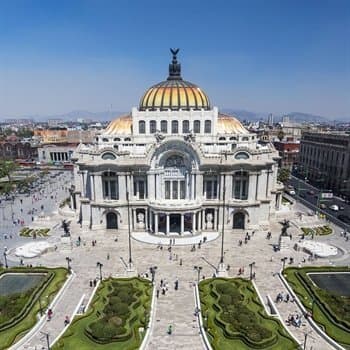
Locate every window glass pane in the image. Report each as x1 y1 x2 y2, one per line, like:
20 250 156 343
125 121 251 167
213 180 218 198
234 180 241 199
139 121 145 134
180 181 186 199
150 120 156 133
161 120 168 133
110 180 117 199
165 181 170 199
242 180 247 199
183 120 189 133
205 120 211 133
171 120 178 134
172 181 178 199
103 181 109 198
194 120 200 133
133 181 137 196
139 181 145 199
206 181 212 199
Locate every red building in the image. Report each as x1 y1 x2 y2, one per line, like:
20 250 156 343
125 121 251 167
273 138 300 169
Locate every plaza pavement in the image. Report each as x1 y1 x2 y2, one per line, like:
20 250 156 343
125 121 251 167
2 182 349 349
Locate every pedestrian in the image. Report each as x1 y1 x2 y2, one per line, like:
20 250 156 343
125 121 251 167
174 279 179 290
179 258 182 266
89 280 93 287
47 308 53 321
156 289 160 298
167 324 172 335
107 253 110 260
64 315 70 326
93 279 97 287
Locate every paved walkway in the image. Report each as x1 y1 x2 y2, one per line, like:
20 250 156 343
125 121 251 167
3 195 348 349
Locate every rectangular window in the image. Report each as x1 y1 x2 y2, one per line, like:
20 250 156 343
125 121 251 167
103 181 109 198
165 181 170 199
234 180 241 199
180 180 186 199
172 181 178 199
242 180 247 199
206 181 212 199
139 180 145 199
213 180 218 198
110 180 117 199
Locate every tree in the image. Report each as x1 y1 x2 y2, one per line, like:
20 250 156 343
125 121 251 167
0 160 17 183
278 168 290 184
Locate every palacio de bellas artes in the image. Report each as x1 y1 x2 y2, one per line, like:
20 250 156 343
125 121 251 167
71 49 284 246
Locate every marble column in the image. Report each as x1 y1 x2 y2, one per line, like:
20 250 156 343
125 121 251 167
197 173 203 200
180 214 184 235
145 208 148 230
90 175 95 201
192 212 196 234
155 213 158 233
214 208 218 230
166 214 170 234
201 209 205 230
132 209 136 230
94 175 103 201
119 174 126 201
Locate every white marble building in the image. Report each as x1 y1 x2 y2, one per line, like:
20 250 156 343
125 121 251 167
71 50 283 236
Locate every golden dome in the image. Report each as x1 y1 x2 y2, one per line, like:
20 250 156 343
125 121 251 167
139 49 210 111
217 114 248 134
105 115 132 135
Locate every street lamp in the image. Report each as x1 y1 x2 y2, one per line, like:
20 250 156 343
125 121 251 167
249 262 255 280
281 257 288 270
194 265 203 284
126 188 133 266
96 262 103 281
3 251 8 269
40 331 50 350
65 257 72 272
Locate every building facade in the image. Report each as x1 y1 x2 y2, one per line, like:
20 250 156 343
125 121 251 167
299 132 350 197
0 135 37 160
71 51 283 235
273 138 300 170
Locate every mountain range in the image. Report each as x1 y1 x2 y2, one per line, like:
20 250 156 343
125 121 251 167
3 109 349 124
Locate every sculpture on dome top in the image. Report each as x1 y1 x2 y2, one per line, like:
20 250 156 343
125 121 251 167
168 48 182 80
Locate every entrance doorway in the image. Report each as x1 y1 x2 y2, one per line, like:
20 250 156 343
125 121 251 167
106 212 118 229
233 212 245 229
170 214 181 232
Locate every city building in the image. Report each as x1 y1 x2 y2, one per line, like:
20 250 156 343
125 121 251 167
299 132 350 197
0 134 37 160
273 138 300 170
34 128 96 144
71 50 283 235
37 143 76 163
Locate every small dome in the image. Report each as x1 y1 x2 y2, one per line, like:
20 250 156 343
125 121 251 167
105 115 132 135
217 114 248 134
139 49 210 111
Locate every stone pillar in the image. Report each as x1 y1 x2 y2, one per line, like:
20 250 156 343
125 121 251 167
148 174 154 200
119 174 127 201
155 213 158 233
201 209 205 230
132 209 137 230
149 210 153 232
145 208 148 230
192 212 196 234
214 208 218 230
166 214 170 234
248 173 257 202
180 214 184 235
95 175 103 201
90 175 95 201
197 173 203 200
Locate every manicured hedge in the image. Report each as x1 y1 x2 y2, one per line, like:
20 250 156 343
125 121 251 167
284 266 350 348
53 277 152 350
199 278 297 350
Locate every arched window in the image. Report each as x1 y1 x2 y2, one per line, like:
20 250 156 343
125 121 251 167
139 120 145 134
204 120 211 133
182 120 190 133
171 120 178 134
232 171 249 200
102 138 109 142
235 152 249 160
113 137 121 141
161 120 168 133
219 137 226 141
150 120 157 134
193 120 200 133
124 137 131 142
102 152 116 160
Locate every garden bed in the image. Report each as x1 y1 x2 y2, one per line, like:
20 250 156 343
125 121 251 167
300 225 332 236
284 266 350 349
199 278 297 349
19 227 50 238
53 277 153 350
0 267 68 350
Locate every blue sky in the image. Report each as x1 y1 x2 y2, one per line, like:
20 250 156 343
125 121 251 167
0 0 349 118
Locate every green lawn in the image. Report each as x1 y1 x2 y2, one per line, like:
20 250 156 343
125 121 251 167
0 267 68 350
284 266 350 349
199 278 298 350
53 277 153 350
19 227 51 237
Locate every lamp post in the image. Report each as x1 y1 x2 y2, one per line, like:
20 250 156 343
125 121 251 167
281 256 288 270
65 257 72 272
40 331 50 350
249 262 255 280
194 265 203 284
96 262 103 281
3 251 8 269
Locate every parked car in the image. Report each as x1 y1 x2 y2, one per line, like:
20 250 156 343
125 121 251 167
307 190 315 195
338 214 350 224
329 204 339 211
320 203 327 209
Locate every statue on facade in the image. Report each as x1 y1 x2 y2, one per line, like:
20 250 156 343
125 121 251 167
280 219 290 236
205 212 214 230
137 212 145 229
155 131 165 143
184 131 195 143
